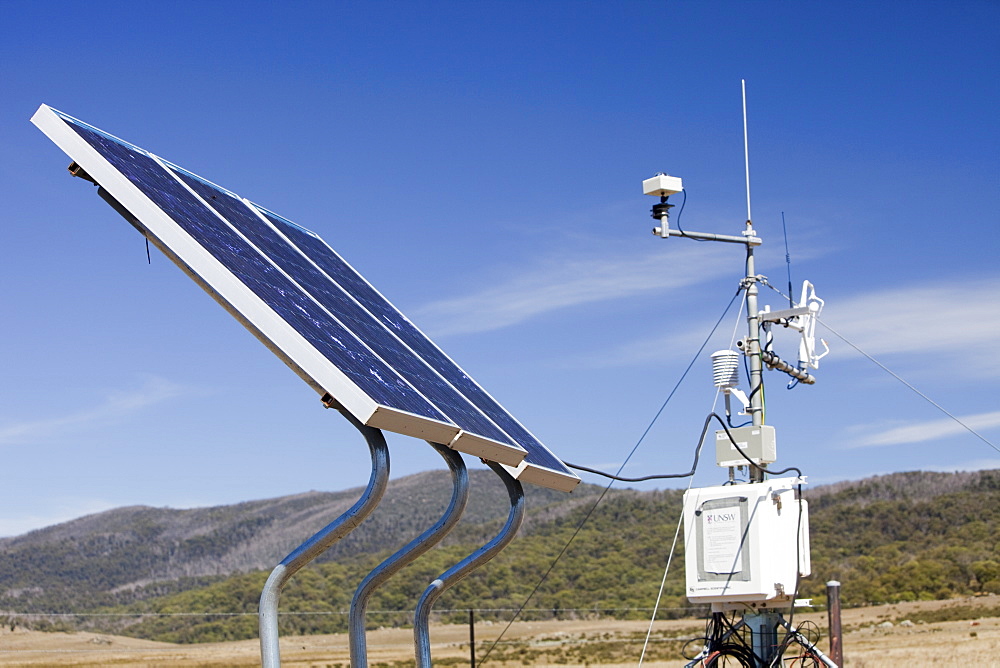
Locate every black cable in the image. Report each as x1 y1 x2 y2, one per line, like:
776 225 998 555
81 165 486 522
564 461 695 482
674 188 690 236
672 189 711 245
709 644 757 667
712 413 803 478
564 412 715 482
700 612 757 667
564 410 726 483
771 481 807 667
706 414 811 668
478 288 743 666
712 414 808 667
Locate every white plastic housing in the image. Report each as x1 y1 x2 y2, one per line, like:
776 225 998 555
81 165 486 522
642 173 683 197
711 349 741 389
683 477 810 604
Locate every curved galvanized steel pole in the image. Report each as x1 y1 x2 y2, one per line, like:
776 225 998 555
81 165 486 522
413 461 525 668
348 442 469 668
259 410 390 668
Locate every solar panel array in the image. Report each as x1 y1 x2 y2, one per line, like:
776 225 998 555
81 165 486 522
32 104 579 492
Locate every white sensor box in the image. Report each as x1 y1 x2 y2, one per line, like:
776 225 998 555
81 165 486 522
642 173 683 197
683 477 810 605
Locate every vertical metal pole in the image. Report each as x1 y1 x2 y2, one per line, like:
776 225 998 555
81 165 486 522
259 410 390 668
469 609 476 668
349 443 469 668
745 243 765 482
745 610 780 667
413 461 525 668
743 240 776 668
827 580 843 667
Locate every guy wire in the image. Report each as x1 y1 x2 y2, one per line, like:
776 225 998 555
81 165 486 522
818 314 1000 454
478 288 744 665
637 343 740 667
759 279 999 453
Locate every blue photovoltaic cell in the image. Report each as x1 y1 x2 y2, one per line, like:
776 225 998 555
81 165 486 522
258 208 573 476
171 168 518 448
38 105 578 487
64 119 449 424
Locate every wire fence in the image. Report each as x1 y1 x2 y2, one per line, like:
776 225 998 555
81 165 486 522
0 604 705 619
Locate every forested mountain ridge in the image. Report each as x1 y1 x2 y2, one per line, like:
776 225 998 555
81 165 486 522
1 468 998 642
0 469 604 612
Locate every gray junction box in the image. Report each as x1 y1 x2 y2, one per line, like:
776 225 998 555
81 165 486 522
683 476 810 605
715 425 776 468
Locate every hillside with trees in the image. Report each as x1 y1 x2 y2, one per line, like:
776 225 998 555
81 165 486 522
1 469 998 642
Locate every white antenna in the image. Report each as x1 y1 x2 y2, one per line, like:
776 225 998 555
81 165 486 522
742 79 752 225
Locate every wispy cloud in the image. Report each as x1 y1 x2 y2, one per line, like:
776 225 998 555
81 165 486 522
412 244 730 337
0 376 191 446
820 277 1000 378
926 458 1000 474
557 272 1000 377
847 410 1000 448
569 313 747 370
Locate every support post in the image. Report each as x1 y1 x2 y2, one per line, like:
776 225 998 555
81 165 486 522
469 609 476 668
827 580 843 667
348 443 469 668
744 242 765 483
259 410 390 668
413 461 525 668
745 610 780 667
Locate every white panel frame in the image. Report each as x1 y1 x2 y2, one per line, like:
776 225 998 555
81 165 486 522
31 105 588 488
157 160 528 466
502 460 580 493
31 104 478 451
245 202 578 490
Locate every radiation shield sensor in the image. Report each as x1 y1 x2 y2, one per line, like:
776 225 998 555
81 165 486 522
643 173 683 239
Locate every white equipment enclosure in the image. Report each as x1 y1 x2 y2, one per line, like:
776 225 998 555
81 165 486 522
683 476 810 605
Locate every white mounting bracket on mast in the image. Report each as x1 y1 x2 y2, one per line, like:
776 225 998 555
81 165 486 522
760 280 830 373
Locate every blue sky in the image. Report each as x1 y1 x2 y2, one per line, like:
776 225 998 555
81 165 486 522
2 1 998 537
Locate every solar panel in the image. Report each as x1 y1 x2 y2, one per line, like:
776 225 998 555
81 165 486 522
32 104 580 492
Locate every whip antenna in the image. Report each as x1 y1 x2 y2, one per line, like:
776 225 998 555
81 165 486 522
742 79 752 225
782 211 794 307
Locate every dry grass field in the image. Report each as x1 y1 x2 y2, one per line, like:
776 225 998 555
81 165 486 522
0 596 996 667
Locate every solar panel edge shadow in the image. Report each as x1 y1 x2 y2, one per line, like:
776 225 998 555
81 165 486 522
35 107 464 447
168 168 528 467
255 206 578 484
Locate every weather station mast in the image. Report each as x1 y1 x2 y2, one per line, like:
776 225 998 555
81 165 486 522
643 83 837 668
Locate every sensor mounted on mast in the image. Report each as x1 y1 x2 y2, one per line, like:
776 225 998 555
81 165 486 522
643 81 837 668
643 173 683 239
642 172 683 197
